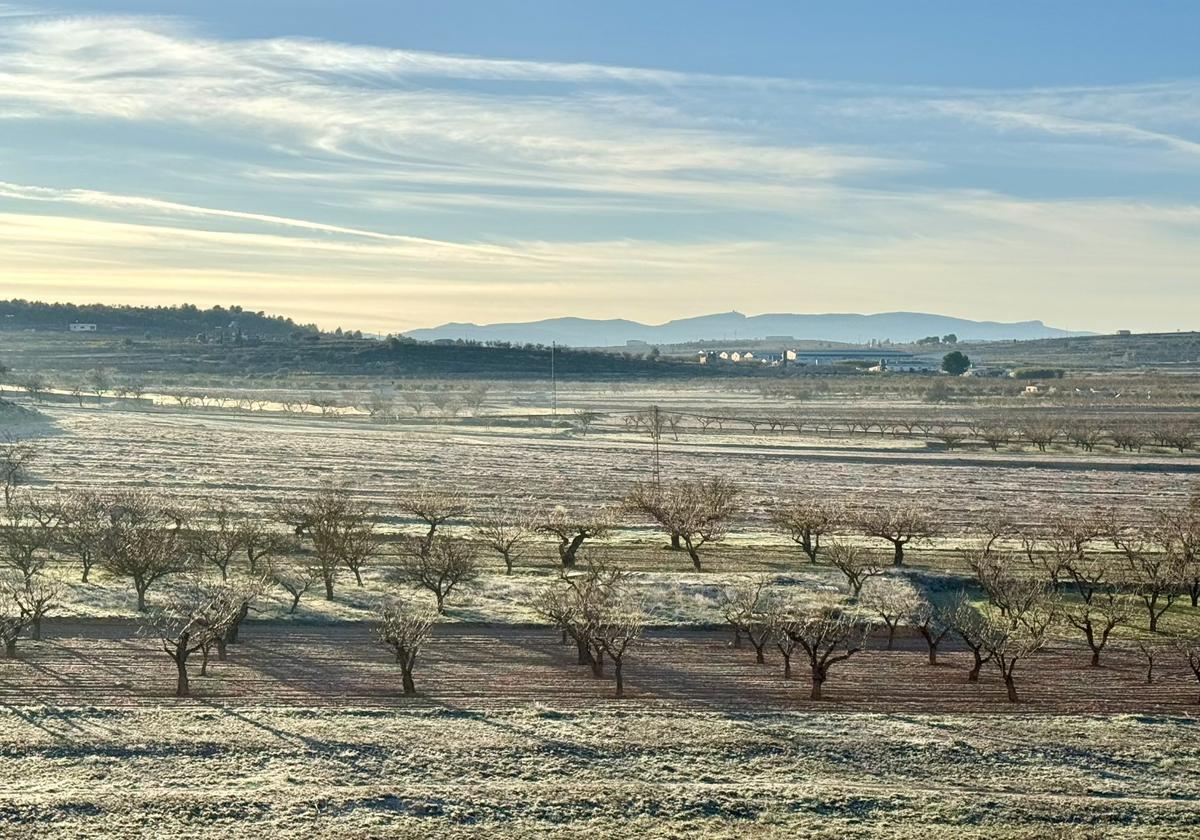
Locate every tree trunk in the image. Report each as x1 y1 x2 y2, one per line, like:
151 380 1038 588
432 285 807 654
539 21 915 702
886 625 896 651
1090 647 1101 667
351 567 363 586
401 668 416 695
782 653 791 679
176 659 190 697
216 637 227 662
810 668 825 700
968 657 982 683
81 563 91 583
200 645 209 676
670 533 681 550
1004 673 1018 703
686 544 702 571
576 638 591 665
927 641 938 666
614 660 624 697
4 640 15 657
227 602 249 643
324 575 334 601
591 653 604 678
892 542 905 566
754 643 765 665
733 628 742 648
289 594 301 614
563 534 587 567
31 616 41 641
136 584 147 612
1149 610 1159 632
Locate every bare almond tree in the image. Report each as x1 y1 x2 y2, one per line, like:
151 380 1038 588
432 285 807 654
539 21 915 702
99 492 191 611
0 438 39 509
979 583 1056 703
53 491 107 582
945 591 994 682
776 604 870 701
534 559 627 677
626 478 737 570
858 504 939 566
277 486 378 599
376 596 437 695
185 502 248 581
268 558 322 614
1181 639 1200 704
824 540 884 598
1112 525 1184 632
0 496 60 585
0 595 28 657
908 595 951 665
861 577 919 650
593 597 645 697
772 499 841 563
718 579 775 663
8 572 60 641
474 505 536 574
396 488 470 555
398 536 480 614
148 583 241 697
540 507 614 568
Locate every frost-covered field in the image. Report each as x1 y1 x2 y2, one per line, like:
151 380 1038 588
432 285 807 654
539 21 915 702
0 705 1196 838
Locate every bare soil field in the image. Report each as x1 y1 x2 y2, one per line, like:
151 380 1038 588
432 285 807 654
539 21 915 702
1 623 1199 838
25 403 1200 533
5 621 1200 714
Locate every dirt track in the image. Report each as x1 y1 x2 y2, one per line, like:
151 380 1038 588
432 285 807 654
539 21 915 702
4 620 1198 714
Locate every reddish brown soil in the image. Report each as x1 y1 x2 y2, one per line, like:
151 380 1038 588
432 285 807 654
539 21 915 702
3 620 1198 714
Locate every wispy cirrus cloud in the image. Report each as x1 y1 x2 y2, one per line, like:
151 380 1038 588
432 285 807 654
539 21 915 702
0 11 1197 331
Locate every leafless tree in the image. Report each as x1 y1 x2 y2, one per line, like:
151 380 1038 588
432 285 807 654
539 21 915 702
717 578 775 663
239 520 290 574
0 438 39 509
540 506 614 567
860 577 919 650
1110 421 1147 453
625 478 737 570
268 558 322 614
908 595 951 665
979 584 1056 703
1135 639 1168 685
857 504 939 566
53 491 107 582
362 388 395 421
464 384 490 416
277 485 379 598
402 391 428 417
1018 416 1060 452
146 581 241 696
772 498 841 563
396 488 470 555
99 492 191 611
84 367 111 404
775 603 871 700
1178 637 1200 703
572 409 601 435
1064 421 1104 453
824 540 884 598
376 596 437 695
945 591 994 682
0 595 28 657
398 536 480 614
593 597 645 697
1112 525 1185 632
534 559 627 677
0 496 60 585
7 572 60 641
1058 547 1133 666
474 505 536 574
185 502 248 581
977 419 1013 451
1156 501 1200 607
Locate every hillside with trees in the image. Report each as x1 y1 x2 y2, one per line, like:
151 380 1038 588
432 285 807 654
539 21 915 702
0 300 316 339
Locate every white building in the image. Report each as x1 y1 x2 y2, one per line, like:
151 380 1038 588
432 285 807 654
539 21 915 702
68 323 97 332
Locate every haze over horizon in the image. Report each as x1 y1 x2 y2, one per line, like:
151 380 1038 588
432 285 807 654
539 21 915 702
1 1 1197 334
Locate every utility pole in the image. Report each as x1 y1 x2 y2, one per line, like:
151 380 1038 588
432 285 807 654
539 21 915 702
551 341 557 417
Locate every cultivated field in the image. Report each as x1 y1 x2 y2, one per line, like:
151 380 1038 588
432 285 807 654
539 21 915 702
2 376 1200 838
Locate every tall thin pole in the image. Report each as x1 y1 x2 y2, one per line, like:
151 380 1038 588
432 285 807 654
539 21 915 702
551 341 557 417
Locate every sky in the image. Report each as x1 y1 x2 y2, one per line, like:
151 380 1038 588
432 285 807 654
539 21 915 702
0 1 1198 334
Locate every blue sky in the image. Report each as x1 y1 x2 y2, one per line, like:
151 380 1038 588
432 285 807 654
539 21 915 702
1 1 1197 331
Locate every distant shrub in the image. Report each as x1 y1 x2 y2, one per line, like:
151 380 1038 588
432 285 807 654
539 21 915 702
1011 368 1065 380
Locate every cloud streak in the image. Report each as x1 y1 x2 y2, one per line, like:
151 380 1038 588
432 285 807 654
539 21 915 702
0 11 1197 331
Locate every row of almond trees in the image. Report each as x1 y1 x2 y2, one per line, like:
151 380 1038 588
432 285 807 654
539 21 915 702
622 405 1200 454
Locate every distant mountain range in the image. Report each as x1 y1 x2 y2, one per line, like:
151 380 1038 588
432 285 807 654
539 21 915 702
404 311 1088 347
